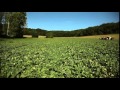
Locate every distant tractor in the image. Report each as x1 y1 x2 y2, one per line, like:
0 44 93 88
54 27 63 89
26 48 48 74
99 36 114 40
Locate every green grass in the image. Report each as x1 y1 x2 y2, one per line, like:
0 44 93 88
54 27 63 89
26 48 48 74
0 37 119 78
79 34 119 39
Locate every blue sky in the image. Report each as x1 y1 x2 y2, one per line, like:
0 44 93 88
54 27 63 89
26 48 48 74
27 12 119 31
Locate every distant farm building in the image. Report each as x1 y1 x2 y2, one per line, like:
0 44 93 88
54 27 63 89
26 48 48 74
23 35 32 38
23 35 46 38
38 35 46 38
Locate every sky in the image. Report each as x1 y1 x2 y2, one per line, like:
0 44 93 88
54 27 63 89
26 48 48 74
27 12 119 31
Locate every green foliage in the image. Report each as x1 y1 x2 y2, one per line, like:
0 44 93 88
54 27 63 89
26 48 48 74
23 22 119 37
8 12 27 38
0 12 4 37
32 30 38 38
0 12 27 38
23 28 47 36
0 38 119 78
46 32 54 38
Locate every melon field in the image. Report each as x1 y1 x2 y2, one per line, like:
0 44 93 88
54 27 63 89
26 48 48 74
0 36 119 78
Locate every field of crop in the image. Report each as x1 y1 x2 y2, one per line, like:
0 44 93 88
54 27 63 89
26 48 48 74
0 37 119 78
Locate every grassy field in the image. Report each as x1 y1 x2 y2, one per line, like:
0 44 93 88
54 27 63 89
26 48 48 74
79 34 119 39
0 35 119 78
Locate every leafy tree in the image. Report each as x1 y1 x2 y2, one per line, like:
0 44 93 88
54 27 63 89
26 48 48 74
32 30 38 38
46 32 54 38
9 12 27 37
0 12 5 37
1 12 27 38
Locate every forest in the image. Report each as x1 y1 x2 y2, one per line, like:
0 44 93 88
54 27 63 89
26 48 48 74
23 22 119 38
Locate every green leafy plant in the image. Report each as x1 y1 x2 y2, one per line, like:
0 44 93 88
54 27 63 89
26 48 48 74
0 38 119 78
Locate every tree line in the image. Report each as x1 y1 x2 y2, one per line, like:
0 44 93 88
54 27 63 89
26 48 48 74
23 22 119 37
0 12 119 38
